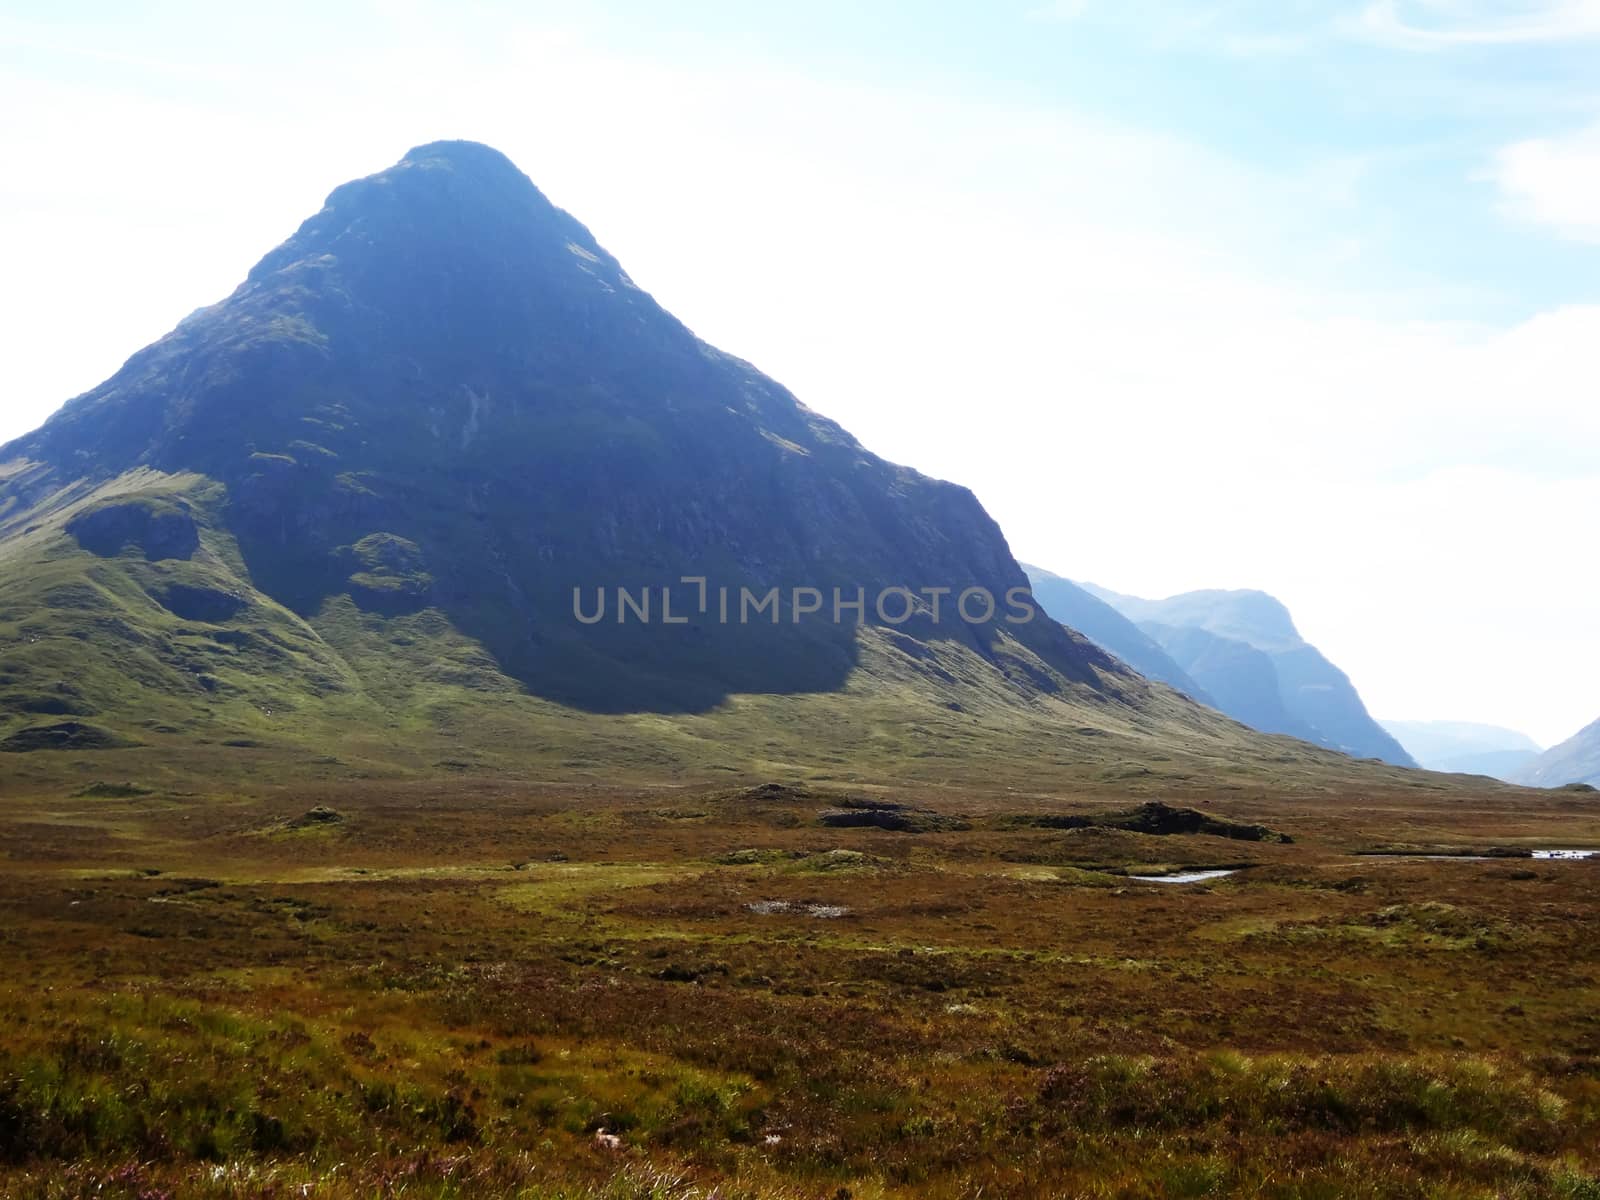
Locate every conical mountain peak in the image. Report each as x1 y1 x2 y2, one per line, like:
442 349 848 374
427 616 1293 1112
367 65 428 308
0 139 1391 789
10 144 658 474
0 141 1145 719
245 139 622 297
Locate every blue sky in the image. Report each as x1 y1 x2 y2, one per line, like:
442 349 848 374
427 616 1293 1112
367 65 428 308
3 1 1599 744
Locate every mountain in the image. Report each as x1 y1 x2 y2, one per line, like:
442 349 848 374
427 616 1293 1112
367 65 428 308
1085 586 1303 652
0 140 1378 790
1081 584 1416 767
1513 718 1600 788
1380 719 1541 781
1020 565 1212 703
1135 622 1320 743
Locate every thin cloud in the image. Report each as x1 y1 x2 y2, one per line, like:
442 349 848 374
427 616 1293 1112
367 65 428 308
1028 1 1321 54
1492 121 1600 241
1358 0 1600 47
1026 0 1090 20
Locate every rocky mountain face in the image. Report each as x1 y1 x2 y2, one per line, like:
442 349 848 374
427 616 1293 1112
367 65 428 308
1381 720 1541 781
1077 584 1416 767
1513 719 1600 789
2 143 1109 709
1 140 1352 784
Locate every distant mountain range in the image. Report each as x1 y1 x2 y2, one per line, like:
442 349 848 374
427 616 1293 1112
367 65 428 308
0 140 1398 789
1023 570 1415 767
1379 720 1541 782
1019 568 1212 703
1512 718 1600 788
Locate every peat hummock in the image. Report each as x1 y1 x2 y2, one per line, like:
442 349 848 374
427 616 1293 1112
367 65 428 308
1007 801 1291 843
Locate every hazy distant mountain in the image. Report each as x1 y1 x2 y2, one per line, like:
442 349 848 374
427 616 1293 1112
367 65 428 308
1021 566 1212 703
0 140 1371 785
1136 621 1321 743
1380 720 1540 781
1082 585 1416 767
1088 586 1304 651
1513 718 1600 788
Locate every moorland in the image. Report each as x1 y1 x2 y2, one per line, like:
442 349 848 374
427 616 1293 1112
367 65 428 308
2 763 1598 1199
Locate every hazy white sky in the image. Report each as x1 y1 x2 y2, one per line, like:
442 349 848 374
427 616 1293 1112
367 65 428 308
3 1 1598 745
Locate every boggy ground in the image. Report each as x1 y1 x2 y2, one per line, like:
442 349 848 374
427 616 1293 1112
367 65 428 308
2 773 1600 1198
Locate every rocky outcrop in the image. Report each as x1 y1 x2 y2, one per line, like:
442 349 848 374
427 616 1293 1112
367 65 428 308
0 721 134 752
68 498 199 561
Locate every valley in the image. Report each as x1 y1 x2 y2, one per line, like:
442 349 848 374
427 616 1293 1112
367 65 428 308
1 137 1596 1199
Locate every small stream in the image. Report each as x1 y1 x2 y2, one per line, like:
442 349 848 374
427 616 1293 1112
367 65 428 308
747 900 852 918
1124 851 1594 883
1362 848 1597 862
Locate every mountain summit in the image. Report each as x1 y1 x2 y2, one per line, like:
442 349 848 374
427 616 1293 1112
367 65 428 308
0 142 1381 783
